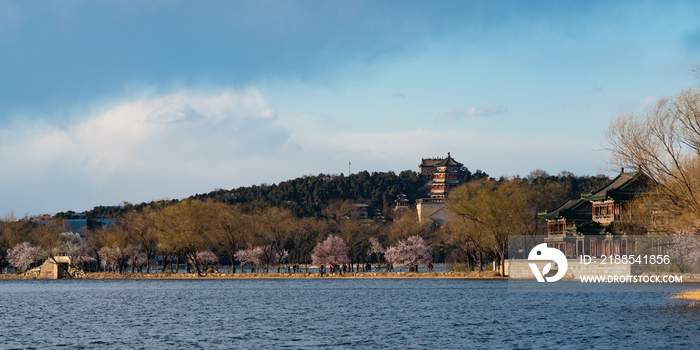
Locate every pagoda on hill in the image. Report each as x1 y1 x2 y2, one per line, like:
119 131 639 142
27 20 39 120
416 152 466 225
394 193 410 211
428 152 466 199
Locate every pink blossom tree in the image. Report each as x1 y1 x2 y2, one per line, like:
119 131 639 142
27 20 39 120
98 246 128 273
188 251 219 272
235 246 287 272
126 244 148 273
275 249 289 268
58 232 91 269
311 235 350 267
384 236 433 272
235 247 261 271
257 245 287 272
369 236 384 261
670 231 700 273
369 237 385 255
7 242 42 272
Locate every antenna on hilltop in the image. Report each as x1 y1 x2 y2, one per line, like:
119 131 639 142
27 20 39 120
349 162 351 175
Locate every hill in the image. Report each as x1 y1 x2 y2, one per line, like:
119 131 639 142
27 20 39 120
60 168 610 220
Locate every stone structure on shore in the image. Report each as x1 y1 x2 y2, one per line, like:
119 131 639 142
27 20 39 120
25 256 71 279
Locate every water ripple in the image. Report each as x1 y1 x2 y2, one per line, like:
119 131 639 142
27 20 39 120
0 279 699 349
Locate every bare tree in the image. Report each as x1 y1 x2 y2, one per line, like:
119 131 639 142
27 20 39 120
290 217 327 270
208 202 248 273
0 216 12 273
444 218 492 272
448 180 535 276
98 227 130 273
253 207 294 273
606 80 700 229
385 208 424 244
123 209 158 273
153 200 213 276
322 200 372 272
32 221 62 264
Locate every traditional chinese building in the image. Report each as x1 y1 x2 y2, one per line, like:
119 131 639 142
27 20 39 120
539 170 648 258
539 198 598 258
428 152 466 199
582 169 646 225
417 152 466 224
418 157 444 175
394 193 410 211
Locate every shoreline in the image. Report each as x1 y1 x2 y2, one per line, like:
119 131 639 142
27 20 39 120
671 289 700 301
0 270 504 280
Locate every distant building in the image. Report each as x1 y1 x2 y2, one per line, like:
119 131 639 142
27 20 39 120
63 219 88 236
418 157 444 175
428 152 466 199
582 170 646 225
416 199 453 226
33 218 57 229
93 218 116 230
349 203 384 222
33 214 117 237
539 170 649 258
394 193 410 211
416 152 466 225
352 203 370 219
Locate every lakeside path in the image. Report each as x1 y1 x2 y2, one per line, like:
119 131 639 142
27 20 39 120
0 270 504 280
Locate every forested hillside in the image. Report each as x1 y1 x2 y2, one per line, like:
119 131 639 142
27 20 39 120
190 170 430 218
66 168 609 221
1 168 615 273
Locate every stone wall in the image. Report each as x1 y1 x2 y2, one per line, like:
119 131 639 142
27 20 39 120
505 258 646 280
416 201 454 225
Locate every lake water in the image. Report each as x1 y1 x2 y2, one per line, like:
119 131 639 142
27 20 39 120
1 278 699 349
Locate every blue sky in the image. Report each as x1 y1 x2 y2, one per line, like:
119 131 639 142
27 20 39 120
2 1 700 216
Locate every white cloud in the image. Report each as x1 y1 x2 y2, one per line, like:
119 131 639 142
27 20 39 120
437 104 508 120
640 96 656 108
146 100 203 124
614 95 660 115
279 112 600 180
0 89 601 216
9 88 285 177
0 88 294 214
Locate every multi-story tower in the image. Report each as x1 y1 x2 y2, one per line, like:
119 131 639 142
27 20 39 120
429 152 466 199
417 152 466 225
